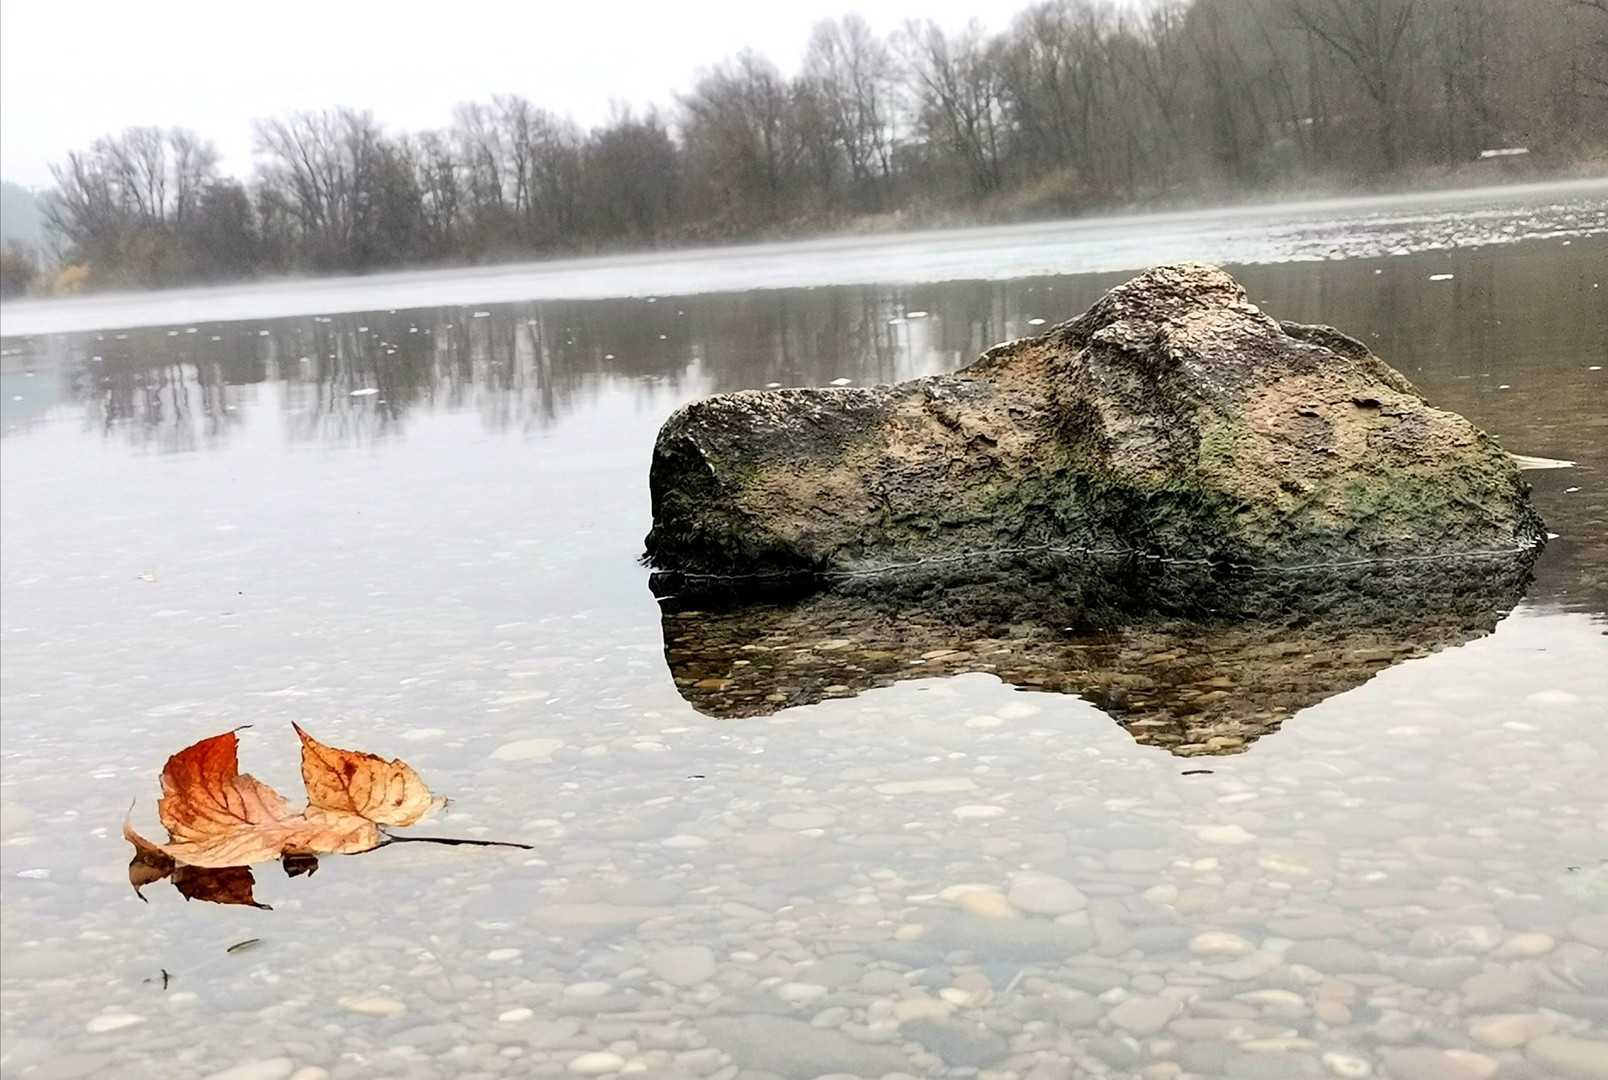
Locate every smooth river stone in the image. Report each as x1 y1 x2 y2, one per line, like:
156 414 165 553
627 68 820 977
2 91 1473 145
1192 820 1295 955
1107 995 1182 1036
568 1052 626 1076
83 1014 144 1033
1320 1051 1373 1078
646 945 717 987
1006 875 1087 916
1106 849 1169 873
337 996 407 1016
1528 1036 1608 1080
697 1015 909 1079
1494 932 1555 957
1267 914 1359 939
1285 940 1379 974
1468 1013 1555 1049
1191 931 1257 957
200 1062 295 1080
490 738 564 762
1459 968 1531 1007
1196 825 1257 845
955 890 1022 919
1381 1048 1486 1080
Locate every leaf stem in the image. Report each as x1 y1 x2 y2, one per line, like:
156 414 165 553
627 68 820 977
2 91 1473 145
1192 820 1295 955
378 835 534 850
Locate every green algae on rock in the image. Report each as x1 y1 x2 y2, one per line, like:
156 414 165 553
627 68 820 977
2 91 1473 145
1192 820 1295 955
644 263 1544 582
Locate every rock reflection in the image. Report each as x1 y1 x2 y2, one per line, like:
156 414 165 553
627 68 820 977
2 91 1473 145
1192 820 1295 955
654 550 1537 755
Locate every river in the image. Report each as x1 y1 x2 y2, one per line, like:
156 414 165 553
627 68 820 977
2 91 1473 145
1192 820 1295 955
2 182 1605 1080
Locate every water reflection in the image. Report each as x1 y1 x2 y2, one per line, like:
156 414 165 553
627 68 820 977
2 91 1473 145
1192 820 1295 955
655 547 1537 755
2 237 1601 609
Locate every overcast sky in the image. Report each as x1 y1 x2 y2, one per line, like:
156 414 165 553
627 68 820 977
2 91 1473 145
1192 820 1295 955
1 0 1007 191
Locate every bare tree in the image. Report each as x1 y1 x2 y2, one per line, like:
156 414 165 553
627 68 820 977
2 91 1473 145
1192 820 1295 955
680 51 805 224
803 15 899 206
899 19 1008 197
1289 0 1419 168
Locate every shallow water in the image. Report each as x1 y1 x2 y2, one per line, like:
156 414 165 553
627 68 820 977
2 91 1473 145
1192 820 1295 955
2 209 1606 1079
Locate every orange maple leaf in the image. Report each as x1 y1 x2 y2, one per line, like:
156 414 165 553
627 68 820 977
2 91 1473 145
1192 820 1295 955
127 726 519 907
135 728 435 869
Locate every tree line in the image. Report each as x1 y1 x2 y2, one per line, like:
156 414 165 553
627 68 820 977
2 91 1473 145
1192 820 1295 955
18 0 1608 294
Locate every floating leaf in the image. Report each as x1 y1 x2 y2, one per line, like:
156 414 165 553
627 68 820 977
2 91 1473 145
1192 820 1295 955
151 730 379 868
125 726 527 908
295 723 436 827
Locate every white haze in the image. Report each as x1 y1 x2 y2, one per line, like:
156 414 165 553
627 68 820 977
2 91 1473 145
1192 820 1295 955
1 0 1000 191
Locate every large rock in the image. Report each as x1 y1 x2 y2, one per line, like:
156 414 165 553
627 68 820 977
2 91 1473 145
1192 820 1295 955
645 263 1542 580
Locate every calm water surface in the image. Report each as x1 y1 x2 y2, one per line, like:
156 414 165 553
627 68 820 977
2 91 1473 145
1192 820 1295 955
2 199 1606 1080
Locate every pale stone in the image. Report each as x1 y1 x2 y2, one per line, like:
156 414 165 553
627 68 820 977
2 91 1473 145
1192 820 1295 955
486 947 521 961
875 778 980 795
1007 875 1087 916
1107 995 1182 1036
1459 968 1530 1008
1144 884 1180 905
1259 849 1333 877
1190 931 1257 957
201 1061 295 1080
953 804 1007 819
1528 1036 1608 1080
83 1014 144 1033
1195 825 1256 845
288 1070 329 1080
1205 950 1284 978
1314 1000 1352 1025
956 890 1021 919
490 738 563 762
1443 1051 1499 1080
1469 1013 1555 1049
1321 1051 1373 1078
646 946 717 987
662 834 709 849
337 996 406 1016
775 982 829 1003
1235 989 1306 1009
938 986 991 1008
500 1008 534 1022
1494 932 1555 957
893 997 954 1023
563 981 614 997
569 1052 627 1075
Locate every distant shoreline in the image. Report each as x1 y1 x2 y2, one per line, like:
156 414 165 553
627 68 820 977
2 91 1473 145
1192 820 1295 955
4 177 1605 340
